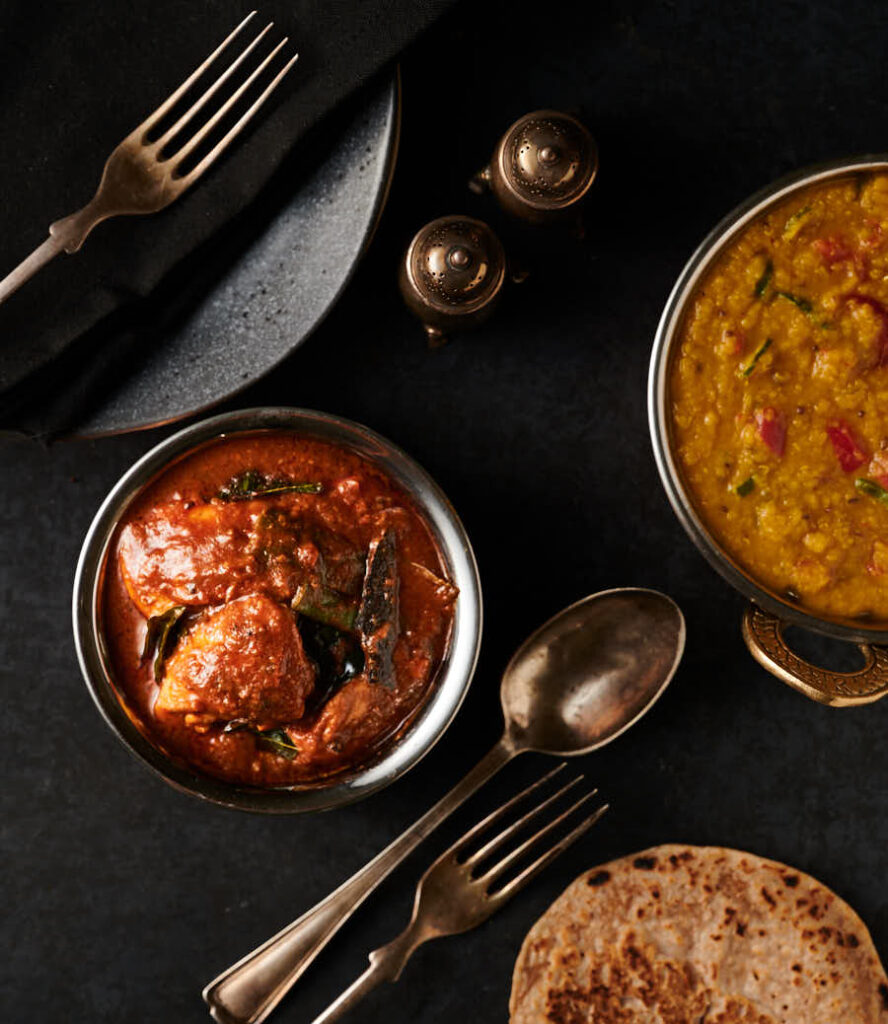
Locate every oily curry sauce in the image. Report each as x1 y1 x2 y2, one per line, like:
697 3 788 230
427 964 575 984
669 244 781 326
102 433 457 787
671 172 888 622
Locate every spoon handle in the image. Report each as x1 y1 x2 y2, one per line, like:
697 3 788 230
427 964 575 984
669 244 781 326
203 739 514 1024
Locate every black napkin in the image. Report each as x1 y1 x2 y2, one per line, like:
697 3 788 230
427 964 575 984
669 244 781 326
0 0 456 436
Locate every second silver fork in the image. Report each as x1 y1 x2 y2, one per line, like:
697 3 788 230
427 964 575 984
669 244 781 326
310 766 608 1024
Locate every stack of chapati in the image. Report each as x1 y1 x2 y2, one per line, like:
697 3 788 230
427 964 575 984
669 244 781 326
509 845 888 1023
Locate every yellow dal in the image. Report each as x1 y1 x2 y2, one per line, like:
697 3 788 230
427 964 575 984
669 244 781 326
670 172 888 622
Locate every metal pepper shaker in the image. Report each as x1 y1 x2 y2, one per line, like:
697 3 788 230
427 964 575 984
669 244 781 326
471 109 598 225
398 215 508 344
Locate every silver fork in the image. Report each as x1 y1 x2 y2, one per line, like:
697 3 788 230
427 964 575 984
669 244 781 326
309 766 608 1024
0 11 297 306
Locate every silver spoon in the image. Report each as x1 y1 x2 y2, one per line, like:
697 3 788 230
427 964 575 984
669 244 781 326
204 587 685 1024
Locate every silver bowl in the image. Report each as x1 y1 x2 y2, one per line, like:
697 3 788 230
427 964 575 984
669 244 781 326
648 155 888 707
72 408 483 811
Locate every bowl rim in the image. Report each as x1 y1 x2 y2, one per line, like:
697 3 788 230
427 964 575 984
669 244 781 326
648 154 888 644
72 406 483 813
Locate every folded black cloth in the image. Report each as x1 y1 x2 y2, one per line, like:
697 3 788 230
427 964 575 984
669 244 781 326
0 0 455 435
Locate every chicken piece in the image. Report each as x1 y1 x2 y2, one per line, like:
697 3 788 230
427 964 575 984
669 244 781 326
253 509 365 599
155 594 315 727
119 501 258 618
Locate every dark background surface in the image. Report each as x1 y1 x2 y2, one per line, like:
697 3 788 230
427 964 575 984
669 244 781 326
3 0 888 1020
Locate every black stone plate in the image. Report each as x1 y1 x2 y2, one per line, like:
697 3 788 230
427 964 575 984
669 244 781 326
76 74 399 437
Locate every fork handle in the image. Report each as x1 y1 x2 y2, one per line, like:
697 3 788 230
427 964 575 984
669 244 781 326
203 739 514 1024
0 196 112 308
50 195 116 254
309 963 387 1024
310 926 424 1024
0 234 65 306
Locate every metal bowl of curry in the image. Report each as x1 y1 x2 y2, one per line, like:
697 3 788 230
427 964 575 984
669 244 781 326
650 156 888 707
73 407 482 811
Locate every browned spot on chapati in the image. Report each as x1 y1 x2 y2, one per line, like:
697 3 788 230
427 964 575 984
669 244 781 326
586 870 610 887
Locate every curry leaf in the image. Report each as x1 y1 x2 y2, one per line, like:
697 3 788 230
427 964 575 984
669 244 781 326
753 258 773 299
740 338 772 378
783 205 812 239
297 619 364 712
141 605 187 683
292 584 357 631
855 478 888 507
776 290 813 315
775 291 831 329
218 470 323 502
222 721 300 760
255 728 300 759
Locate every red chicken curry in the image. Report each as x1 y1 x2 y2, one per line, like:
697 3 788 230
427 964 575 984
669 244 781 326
102 432 458 787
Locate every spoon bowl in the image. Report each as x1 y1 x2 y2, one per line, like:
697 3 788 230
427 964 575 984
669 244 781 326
501 588 686 756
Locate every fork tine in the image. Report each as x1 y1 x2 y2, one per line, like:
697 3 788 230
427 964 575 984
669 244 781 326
153 21 274 151
488 803 609 905
463 775 585 869
175 44 298 181
446 763 568 859
137 11 258 137
477 789 602 888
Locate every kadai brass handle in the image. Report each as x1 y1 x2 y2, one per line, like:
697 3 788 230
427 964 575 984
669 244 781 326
741 604 888 706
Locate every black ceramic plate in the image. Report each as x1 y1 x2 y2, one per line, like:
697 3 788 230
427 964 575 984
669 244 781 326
75 75 399 437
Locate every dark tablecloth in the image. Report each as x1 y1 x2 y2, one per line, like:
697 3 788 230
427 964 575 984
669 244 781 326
2 1 887 1022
